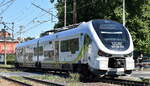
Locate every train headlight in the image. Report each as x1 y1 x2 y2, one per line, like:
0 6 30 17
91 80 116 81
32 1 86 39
98 50 112 57
98 50 104 56
124 52 133 57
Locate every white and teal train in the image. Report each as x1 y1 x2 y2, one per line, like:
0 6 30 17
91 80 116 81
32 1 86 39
15 19 134 76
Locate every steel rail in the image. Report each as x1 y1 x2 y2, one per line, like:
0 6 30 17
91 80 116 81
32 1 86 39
23 76 65 86
0 76 32 86
99 78 150 86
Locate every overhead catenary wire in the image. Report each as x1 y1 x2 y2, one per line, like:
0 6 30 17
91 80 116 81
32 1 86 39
15 3 56 27
0 0 16 15
15 19 51 36
32 3 58 18
25 19 51 32
17 21 50 36
15 0 100 38
15 4 56 36
17 2 57 32
23 2 57 26
15 7 38 25
25 12 48 26
11 2 42 26
23 0 100 33
0 0 14 7
6 1 34 22
0 0 6 6
0 0 57 39
14 12 47 33
15 11 49 33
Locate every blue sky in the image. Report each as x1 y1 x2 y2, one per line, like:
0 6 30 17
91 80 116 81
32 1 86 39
0 0 58 38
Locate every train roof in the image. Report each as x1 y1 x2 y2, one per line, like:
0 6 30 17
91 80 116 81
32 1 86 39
16 21 88 48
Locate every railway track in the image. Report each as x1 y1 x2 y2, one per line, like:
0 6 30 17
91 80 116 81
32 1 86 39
98 78 150 86
23 76 65 86
1 66 149 86
0 76 32 86
0 75 64 86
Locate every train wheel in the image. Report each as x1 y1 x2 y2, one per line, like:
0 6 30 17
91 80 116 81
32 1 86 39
79 66 98 82
15 63 19 68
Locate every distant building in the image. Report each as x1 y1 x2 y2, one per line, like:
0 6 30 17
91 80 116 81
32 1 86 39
0 29 18 63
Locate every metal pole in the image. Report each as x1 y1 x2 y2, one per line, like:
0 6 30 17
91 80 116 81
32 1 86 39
3 29 7 65
4 34 6 65
64 0 66 27
73 0 77 24
123 0 125 26
12 22 14 40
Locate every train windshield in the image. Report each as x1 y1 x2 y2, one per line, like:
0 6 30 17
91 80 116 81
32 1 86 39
92 20 130 51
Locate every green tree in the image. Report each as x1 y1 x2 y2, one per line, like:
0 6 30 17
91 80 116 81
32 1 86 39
24 37 35 41
125 0 150 53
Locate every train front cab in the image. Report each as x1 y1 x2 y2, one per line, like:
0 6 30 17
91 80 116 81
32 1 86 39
89 20 134 76
91 54 135 76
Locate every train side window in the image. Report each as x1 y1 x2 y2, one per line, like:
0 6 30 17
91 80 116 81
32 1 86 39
61 38 79 53
70 38 79 54
49 51 54 58
61 40 69 52
44 50 54 58
28 53 33 61
49 41 52 44
44 51 48 57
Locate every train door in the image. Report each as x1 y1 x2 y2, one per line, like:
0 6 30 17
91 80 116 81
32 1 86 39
55 41 59 61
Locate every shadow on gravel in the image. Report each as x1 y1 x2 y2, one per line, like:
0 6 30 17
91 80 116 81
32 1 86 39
20 68 71 78
15 68 102 82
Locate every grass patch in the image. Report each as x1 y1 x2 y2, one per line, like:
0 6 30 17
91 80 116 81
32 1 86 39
7 54 16 64
10 76 29 84
67 73 80 82
0 64 14 68
32 73 80 82
10 73 82 86
0 64 20 72
31 73 82 86
10 76 44 85
0 68 20 72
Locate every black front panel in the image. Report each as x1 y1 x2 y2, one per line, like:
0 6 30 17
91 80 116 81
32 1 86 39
108 58 125 68
92 20 130 51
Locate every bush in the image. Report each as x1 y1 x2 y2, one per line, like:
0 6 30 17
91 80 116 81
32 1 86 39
6 54 15 65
